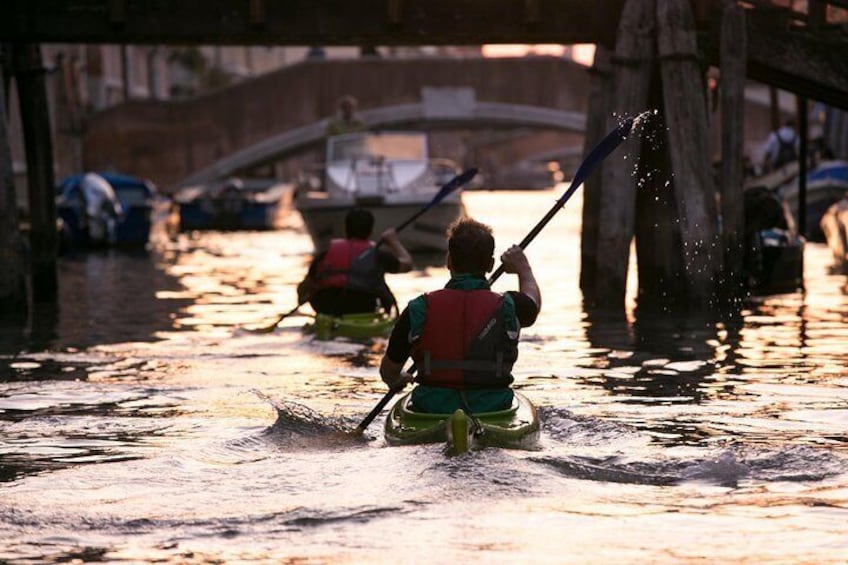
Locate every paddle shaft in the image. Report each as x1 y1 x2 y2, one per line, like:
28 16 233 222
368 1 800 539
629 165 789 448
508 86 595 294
353 117 636 434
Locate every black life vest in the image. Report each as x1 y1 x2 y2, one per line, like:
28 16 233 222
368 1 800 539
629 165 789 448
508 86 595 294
410 288 518 389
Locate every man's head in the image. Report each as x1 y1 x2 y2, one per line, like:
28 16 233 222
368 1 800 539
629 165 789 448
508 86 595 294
339 95 357 119
446 218 495 275
345 208 374 239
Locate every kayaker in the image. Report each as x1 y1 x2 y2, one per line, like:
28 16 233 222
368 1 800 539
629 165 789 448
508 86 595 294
379 218 541 413
297 208 413 316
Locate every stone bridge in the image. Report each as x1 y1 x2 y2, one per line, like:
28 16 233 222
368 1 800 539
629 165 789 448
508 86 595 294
83 57 592 189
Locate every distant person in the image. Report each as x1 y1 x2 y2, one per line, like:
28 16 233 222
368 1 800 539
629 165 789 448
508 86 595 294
297 208 413 316
762 119 799 173
325 95 366 137
379 218 541 414
79 172 123 244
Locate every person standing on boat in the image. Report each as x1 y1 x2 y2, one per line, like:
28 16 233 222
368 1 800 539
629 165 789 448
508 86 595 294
297 208 413 316
325 95 366 137
762 118 799 173
379 218 541 414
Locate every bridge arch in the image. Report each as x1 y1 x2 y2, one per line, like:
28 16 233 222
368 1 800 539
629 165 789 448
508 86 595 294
82 57 592 189
178 101 586 187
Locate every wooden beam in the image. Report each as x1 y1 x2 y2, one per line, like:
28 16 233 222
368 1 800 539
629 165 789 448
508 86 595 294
0 59 27 318
0 0 623 46
658 0 719 309
708 9 848 110
12 44 58 301
719 0 747 302
594 0 655 310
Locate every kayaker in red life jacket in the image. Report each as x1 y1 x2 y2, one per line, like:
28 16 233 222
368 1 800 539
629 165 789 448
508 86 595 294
297 208 413 316
379 218 541 413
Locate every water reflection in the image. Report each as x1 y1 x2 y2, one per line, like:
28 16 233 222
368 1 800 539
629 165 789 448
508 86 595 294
1 190 847 563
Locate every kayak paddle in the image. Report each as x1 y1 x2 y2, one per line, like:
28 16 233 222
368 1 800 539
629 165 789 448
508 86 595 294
246 167 479 333
352 116 636 435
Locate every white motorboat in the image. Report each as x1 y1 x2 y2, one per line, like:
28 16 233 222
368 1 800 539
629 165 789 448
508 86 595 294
295 131 465 253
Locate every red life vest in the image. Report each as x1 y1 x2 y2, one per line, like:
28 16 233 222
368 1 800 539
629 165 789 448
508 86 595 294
410 288 517 389
314 238 394 308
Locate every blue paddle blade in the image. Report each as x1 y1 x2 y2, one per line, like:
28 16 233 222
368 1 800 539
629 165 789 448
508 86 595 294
559 116 635 205
428 167 478 208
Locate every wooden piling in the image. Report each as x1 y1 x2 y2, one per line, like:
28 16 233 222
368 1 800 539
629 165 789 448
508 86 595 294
634 69 687 315
579 45 612 301
657 0 719 309
719 0 747 303
12 43 58 301
0 59 28 318
593 0 655 310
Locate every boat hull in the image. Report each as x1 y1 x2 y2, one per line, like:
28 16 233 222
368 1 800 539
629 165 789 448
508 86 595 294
176 181 292 231
820 198 848 273
384 391 540 454
296 196 464 253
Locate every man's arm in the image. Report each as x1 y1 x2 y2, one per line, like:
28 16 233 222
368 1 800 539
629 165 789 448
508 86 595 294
297 254 324 303
379 228 413 272
499 244 541 312
380 308 414 389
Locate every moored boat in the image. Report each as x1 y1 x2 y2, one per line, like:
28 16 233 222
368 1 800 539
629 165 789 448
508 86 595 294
743 185 805 295
820 197 848 273
175 177 292 231
56 171 157 249
775 160 848 242
303 311 396 341
384 391 540 455
295 131 465 253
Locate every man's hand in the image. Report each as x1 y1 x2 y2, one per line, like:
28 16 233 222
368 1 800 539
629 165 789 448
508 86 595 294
379 228 413 272
380 356 415 390
500 244 531 274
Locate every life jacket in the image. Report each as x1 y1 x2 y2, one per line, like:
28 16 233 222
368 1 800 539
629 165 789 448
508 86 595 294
314 238 395 309
409 286 519 390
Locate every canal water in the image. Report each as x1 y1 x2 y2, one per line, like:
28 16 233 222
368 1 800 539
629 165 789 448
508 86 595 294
1 188 846 563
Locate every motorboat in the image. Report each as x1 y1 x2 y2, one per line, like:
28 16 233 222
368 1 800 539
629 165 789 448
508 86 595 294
742 185 805 295
295 131 465 253
56 172 156 249
174 177 293 231
775 160 848 242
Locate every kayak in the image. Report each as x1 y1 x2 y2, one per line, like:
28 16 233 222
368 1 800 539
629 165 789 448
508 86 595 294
304 311 395 341
384 391 540 455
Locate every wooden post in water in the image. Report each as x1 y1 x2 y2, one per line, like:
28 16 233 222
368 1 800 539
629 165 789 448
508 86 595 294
579 45 613 302
0 58 28 318
634 67 688 314
12 43 58 301
656 0 719 309
593 0 655 310
719 0 747 304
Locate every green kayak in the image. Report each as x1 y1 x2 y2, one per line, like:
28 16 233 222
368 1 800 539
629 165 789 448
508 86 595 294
384 391 540 455
304 311 395 341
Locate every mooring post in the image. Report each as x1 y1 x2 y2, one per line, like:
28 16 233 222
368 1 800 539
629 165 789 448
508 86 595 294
12 43 58 302
0 53 28 318
797 95 808 238
719 0 747 303
657 0 719 309
579 44 612 301
593 0 655 310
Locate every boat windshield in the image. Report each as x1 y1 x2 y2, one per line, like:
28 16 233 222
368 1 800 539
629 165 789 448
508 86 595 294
328 133 428 163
